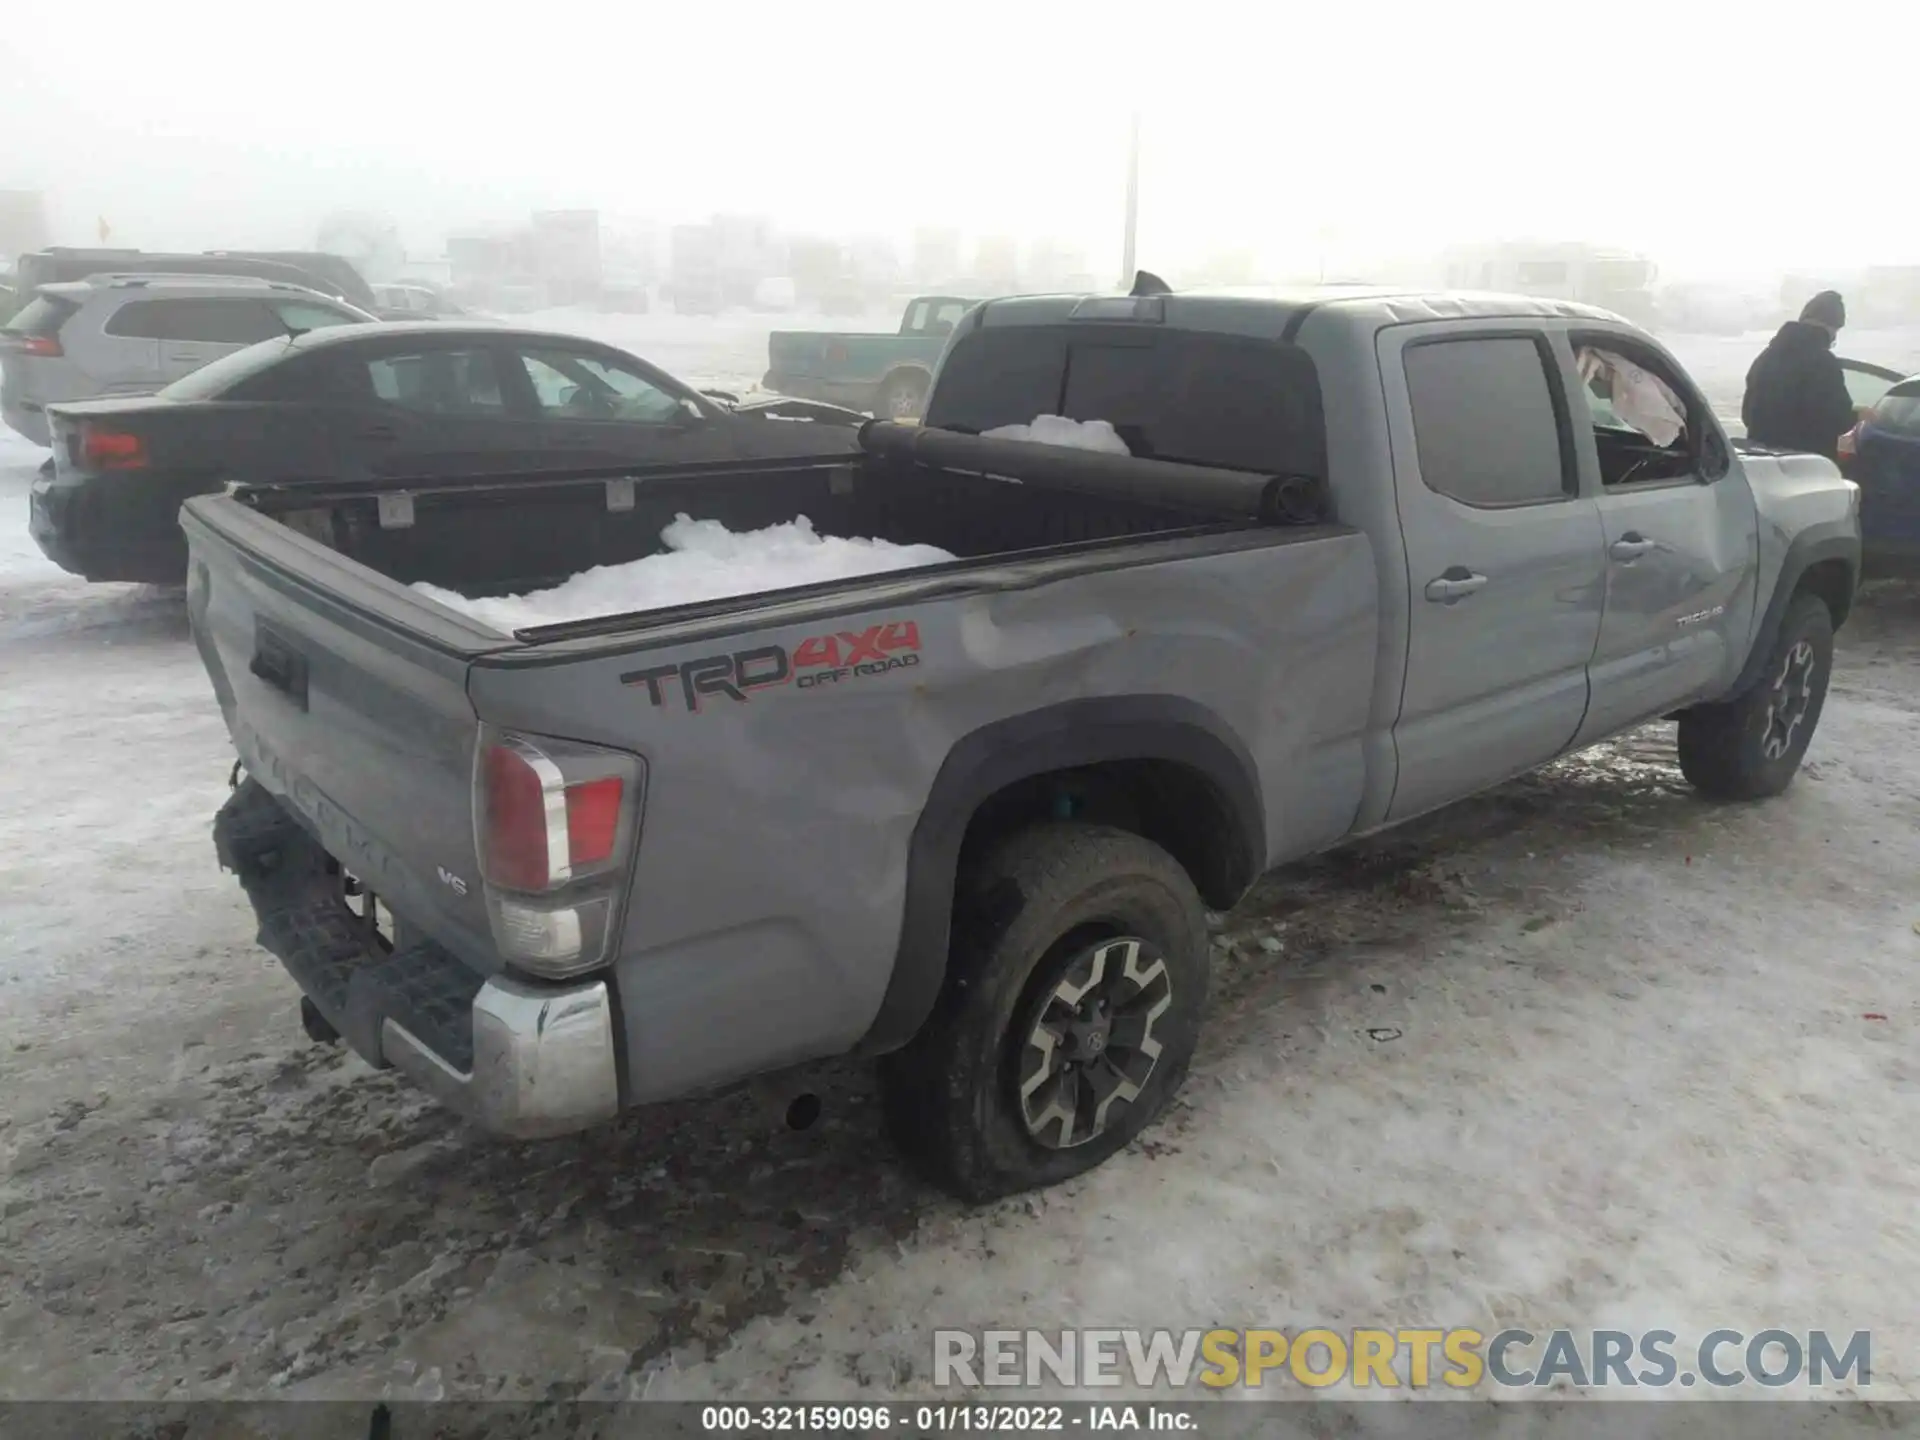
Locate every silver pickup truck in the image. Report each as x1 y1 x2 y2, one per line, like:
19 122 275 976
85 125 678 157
182 284 1861 1201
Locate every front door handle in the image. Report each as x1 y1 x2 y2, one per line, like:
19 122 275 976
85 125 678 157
1610 533 1657 561
1424 568 1489 604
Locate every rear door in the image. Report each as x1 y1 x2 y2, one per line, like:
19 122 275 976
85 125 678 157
509 340 739 467
1569 335 1758 741
1379 323 1607 823
140 297 288 380
333 336 556 479
78 296 172 395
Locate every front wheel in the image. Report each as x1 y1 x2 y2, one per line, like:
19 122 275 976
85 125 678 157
1677 594 1835 800
879 823 1209 1202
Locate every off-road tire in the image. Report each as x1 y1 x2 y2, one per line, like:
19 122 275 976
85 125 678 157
878 823 1209 1202
874 371 928 421
1677 593 1835 800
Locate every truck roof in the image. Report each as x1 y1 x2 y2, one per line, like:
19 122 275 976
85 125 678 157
967 286 1628 342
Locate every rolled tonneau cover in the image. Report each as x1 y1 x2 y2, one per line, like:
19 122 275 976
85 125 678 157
858 420 1328 525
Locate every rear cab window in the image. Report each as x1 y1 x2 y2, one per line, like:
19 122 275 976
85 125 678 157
924 324 1328 480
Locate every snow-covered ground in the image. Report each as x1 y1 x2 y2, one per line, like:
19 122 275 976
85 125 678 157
2 329 1919 1411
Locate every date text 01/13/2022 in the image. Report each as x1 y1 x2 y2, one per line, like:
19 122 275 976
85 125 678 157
698 1403 1197 1431
622 619 923 712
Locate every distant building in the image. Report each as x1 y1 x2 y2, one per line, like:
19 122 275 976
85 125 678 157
0 190 52 260
1438 241 1658 323
1026 239 1089 292
530 210 602 306
973 236 1020 292
1858 267 1920 327
912 227 962 286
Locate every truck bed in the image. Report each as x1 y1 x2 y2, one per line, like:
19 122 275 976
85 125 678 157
205 421 1323 641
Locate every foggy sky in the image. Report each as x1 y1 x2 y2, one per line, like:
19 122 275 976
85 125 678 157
2 0 1909 283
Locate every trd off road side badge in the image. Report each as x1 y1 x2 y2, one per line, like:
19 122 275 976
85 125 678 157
621 619 922 712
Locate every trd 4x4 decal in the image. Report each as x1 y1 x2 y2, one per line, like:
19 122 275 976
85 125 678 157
621 620 922 712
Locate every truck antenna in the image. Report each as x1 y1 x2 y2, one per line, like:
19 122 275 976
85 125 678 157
1130 270 1172 298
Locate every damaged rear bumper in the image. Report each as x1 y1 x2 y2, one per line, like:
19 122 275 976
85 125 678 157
213 779 620 1139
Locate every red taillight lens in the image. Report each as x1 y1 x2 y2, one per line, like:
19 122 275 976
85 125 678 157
80 425 147 470
565 777 624 868
479 736 633 893
2 334 63 358
482 741 558 891
1838 425 1859 462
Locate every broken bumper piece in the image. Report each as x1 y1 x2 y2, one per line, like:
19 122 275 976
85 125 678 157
213 778 621 1139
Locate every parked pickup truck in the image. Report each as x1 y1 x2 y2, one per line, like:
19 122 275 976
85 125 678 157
184 282 1861 1202
764 295 979 419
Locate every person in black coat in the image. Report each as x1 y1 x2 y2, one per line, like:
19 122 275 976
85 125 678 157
1740 291 1859 461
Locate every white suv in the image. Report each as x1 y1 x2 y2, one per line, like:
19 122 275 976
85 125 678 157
1 273 372 446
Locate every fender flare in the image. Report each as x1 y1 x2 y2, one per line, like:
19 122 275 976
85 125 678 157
855 695 1265 1055
1726 523 1860 698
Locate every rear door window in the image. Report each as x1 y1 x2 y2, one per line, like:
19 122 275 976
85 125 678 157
925 325 1327 477
365 347 510 415
1403 336 1574 507
105 298 285 344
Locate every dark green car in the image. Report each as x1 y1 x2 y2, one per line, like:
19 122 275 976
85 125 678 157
764 295 978 419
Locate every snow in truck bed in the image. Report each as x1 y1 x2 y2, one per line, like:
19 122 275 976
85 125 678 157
413 514 956 633
410 418 1129 632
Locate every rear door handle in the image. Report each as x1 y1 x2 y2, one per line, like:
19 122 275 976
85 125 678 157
1424 568 1489 604
1610 533 1657 561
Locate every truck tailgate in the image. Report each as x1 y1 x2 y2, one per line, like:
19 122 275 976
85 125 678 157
183 497 501 973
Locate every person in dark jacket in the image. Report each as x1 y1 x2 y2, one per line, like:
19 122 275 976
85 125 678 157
1740 291 1858 461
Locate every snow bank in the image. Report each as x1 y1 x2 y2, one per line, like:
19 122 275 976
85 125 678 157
982 414 1131 456
413 514 955 632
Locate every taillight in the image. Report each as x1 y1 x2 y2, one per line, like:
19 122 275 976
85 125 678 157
1838 424 1859 462
79 424 147 470
0 334 62 358
475 729 643 978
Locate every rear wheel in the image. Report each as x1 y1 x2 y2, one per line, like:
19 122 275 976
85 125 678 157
874 371 928 420
879 823 1209 1201
1677 593 1834 800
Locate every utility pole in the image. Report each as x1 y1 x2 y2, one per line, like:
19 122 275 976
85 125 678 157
1120 109 1140 289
